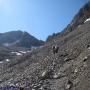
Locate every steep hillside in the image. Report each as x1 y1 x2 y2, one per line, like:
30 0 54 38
47 1 90 43
0 1 90 90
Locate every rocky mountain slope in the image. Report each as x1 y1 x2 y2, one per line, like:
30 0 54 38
47 1 90 43
0 30 44 48
0 1 90 90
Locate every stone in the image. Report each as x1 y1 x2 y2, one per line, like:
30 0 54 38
83 56 88 62
74 68 78 73
32 89 35 90
64 58 71 62
65 80 73 90
41 70 53 79
20 87 24 90
53 74 59 79
53 73 61 79
39 86 44 90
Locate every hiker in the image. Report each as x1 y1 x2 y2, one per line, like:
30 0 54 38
52 45 59 54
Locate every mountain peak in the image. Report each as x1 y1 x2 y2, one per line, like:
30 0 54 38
0 30 44 48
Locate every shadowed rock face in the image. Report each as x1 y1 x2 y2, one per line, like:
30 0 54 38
0 1 90 90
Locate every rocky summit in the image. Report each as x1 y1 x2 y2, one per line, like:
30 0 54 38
0 1 90 90
0 30 44 48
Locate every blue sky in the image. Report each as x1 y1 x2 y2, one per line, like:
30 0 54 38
0 0 89 40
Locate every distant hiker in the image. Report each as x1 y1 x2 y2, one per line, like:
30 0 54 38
52 45 59 54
